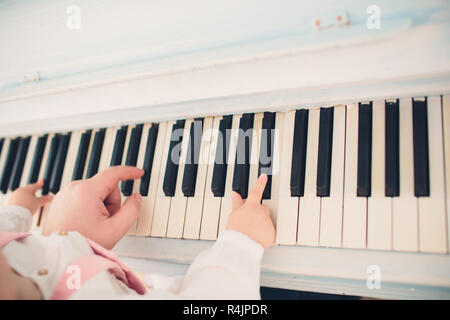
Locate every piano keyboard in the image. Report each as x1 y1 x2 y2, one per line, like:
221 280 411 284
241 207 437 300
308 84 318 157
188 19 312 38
1 96 449 254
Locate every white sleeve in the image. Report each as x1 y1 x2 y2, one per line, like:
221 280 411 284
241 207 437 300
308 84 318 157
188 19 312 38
0 205 33 232
70 230 264 300
176 230 264 300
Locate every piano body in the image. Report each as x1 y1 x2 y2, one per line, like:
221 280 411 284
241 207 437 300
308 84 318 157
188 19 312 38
1 0 450 299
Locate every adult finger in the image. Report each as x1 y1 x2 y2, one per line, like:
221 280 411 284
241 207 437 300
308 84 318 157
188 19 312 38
247 174 268 204
90 166 145 199
104 184 121 215
231 191 244 211
107 193 142 238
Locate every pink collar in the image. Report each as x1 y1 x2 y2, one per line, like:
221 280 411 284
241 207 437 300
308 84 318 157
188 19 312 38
0 231 147 299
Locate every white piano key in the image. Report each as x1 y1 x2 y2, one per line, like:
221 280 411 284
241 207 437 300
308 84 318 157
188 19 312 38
19 135 38 187
136 122 168 236
60 130 83 189
218 114 241 234
151 120 177 237
199 116 223 240
367 101 392 250
392 98 418 252
276 111 299 245
342 103 367 249
127 123 151 236
248 113 264 192
183 117 214 239
320 105 345 248
443 95 450 253
166 119 192 238
418 96 447 253
119 125 135 231
262 112 285 228
82 129 96 178
297 108 321 246
98 126 119 172
37 133 55 230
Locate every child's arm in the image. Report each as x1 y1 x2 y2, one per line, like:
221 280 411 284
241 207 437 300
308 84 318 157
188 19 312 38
0 180 51 232
175 174 274 299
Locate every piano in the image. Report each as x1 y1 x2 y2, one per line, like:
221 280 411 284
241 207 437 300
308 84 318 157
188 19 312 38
1 0 449 299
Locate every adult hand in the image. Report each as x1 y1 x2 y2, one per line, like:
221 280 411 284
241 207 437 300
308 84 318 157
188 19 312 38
43 166 144 249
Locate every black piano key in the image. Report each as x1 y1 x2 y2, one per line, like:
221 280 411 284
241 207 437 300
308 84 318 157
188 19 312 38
357 102 373 197
140 124 159 196
258 112 276 200
412 98 430 197
85 128 106 179
290 109 309 197
121 125 143 196
182 118 204 197
72 130 92 181
9 136 31 191
385 100 400 197
42 135 60 195
28 135 48 184
316 107 334 197
163 120 186 197
232 113 255 199
0 137 21 194
0 138 4 157
110 126 128 166
211 115 233 197
49 133 71 194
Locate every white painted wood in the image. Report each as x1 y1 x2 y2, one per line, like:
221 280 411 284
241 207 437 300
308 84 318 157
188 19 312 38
151 121 176 237
19 135 38 187
343 103 367 249
443 95 450 253
199 116 223 240
367 101 392 250
262 112 285 227
275 111 298 245
418 96 447 253
320 105 345 247
166 119 192 238
136 122 168 236
2 0 450 135
217 115 241 234
297 108 320 246
183 117 214 239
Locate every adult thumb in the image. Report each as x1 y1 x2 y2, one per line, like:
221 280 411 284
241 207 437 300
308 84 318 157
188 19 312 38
109 194 142 234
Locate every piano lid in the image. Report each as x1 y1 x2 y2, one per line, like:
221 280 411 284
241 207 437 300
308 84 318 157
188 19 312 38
0 0 450 135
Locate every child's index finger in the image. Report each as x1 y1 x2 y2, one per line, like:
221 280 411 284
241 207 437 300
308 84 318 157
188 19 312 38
247 174 268 204
27 179 44 192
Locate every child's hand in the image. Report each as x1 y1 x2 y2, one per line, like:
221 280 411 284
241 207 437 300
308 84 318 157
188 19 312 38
43 166 145 249
226 174 275 248
7 179 52 215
